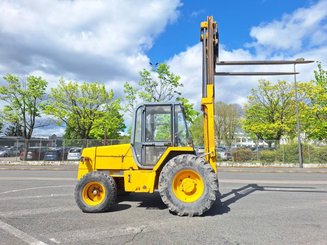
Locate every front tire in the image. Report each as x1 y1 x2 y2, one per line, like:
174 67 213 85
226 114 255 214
159 154 218 216
75 171 117 213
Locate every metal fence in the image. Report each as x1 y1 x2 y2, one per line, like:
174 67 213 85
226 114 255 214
0 137 326 164
0 137 129 162
221 139 327 164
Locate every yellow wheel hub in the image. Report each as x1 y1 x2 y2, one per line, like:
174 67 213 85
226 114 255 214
82 182 106 206
172 169 204 203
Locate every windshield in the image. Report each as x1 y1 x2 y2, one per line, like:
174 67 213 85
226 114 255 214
46 151 58 155
70 148 81 153
174 104 192 146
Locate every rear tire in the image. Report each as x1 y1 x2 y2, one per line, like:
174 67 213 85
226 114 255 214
75 171 117 213
159 154 218 216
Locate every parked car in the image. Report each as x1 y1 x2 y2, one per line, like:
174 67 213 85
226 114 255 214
7 146 20 157
195 146 205 155
20 147 48 160
0 148 11 157
216 146 232 161
67 147 82 161
43 149 63 161
0 146 21 157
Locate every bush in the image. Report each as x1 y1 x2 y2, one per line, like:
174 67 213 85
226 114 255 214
276 143 318 163
309 146 327 163
232 148 253 162
230 144 327 164
276 143 299 163
258 150 277 163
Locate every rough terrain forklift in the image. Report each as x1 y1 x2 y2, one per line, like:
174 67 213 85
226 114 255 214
74 16 312 216
75 16 219 216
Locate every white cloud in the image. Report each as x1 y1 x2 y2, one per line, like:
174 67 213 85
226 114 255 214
168 0 327 109
168 44 258 108
248 0 327 54
168 44 261 108
168 44 202 108
0 0 181 136
0 0 181 83
33 125 65 137
1 0 326 137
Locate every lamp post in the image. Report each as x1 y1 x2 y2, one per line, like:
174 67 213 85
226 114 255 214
294 58 304 168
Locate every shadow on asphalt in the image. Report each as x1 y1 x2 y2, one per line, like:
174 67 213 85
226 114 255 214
113 184 327 216
203 184 261 216
204 184 327 216
117 192 167 210
110 204 132 212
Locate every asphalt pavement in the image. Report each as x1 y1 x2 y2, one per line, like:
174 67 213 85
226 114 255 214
0 167 326 244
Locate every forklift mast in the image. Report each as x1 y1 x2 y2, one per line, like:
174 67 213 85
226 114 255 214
200 16 218 172
199 16 313 173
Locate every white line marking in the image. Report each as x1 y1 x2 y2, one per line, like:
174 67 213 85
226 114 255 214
0 219 48 245
46 223 151 243
45 217 198 243
49 238 60 244
0 185 74 195
0 193 72 201
0 206 77 218
0 177 75 181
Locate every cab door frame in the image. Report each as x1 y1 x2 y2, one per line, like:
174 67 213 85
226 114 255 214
131 103 176 169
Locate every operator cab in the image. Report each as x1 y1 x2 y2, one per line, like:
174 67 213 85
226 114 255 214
132 102 192 167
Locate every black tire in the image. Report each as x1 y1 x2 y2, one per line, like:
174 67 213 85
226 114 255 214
74 171 117 213
158 154 218 216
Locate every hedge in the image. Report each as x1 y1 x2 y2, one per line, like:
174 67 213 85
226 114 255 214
230 144 327 164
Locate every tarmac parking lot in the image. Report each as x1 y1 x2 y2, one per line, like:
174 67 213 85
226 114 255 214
0 167 326 244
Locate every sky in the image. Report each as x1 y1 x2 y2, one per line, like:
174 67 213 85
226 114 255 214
0 0 326 136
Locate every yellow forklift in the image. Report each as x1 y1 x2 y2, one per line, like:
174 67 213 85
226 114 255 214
75 16 219 216
74 16 312 216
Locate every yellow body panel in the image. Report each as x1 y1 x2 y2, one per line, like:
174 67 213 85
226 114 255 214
77 147 96 180
77 144 196 192
77 144 139 180
123 147 194 193
95 144 137 170
124 170 156 193
153 146 194 171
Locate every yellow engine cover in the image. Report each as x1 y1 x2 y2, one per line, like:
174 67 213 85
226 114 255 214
77 144 138 180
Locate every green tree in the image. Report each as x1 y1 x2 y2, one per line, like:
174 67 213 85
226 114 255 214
302 63 327 141
63 121 81 140
215 102 242 146
189 115 204 146
124 63 198 123
44 79 125 141
123 82 138 115
176 97 199 124
89 108 125 140
0 74 47 139
4 121 24 137
242 80 300 145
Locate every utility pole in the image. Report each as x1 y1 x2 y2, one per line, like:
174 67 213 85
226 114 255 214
294 58 303 168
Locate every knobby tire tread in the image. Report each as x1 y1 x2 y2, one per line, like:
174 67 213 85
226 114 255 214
158 154 218 216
